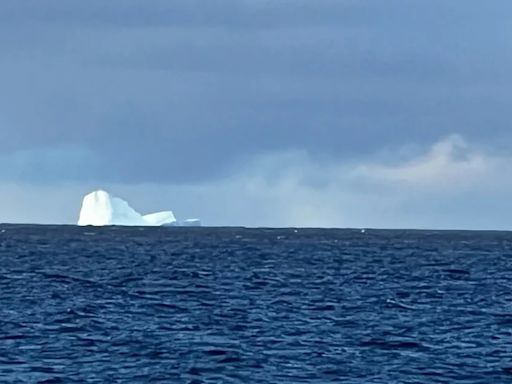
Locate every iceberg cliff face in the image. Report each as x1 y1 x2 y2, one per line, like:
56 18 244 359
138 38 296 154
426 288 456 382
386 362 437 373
78 190 178 226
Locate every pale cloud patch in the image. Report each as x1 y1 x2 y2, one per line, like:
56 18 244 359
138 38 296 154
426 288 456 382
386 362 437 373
353 134 493 189
211 134 511 227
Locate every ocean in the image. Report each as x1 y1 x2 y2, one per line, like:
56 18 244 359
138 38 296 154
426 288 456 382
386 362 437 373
0 225 511 383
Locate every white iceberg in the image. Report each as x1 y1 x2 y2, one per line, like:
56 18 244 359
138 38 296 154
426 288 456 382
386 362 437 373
78 190 184 227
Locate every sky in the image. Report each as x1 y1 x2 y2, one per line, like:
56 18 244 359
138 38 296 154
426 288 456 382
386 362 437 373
1 0 512 229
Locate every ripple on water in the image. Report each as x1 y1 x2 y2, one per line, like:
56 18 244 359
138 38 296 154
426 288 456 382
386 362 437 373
0 226 511 382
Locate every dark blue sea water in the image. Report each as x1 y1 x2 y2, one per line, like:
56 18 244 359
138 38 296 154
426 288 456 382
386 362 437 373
1 225 512 383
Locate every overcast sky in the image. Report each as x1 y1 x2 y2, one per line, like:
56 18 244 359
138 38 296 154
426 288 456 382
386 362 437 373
1 0 512 228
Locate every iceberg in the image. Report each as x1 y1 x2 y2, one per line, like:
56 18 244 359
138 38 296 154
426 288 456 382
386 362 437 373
77 190 183 227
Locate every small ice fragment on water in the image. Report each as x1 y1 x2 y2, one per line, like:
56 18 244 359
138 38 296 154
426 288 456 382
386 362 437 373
180 219 201 227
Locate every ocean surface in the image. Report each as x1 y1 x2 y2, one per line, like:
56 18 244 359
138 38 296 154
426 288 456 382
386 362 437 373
1 225 512 383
